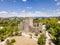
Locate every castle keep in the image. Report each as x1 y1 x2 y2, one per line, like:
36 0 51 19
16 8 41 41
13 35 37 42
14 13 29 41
19 17 44 33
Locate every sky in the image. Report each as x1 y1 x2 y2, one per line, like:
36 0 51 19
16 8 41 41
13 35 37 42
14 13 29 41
0 0 60 17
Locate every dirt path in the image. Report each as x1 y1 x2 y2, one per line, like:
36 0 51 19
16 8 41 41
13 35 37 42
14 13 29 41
11 36 38 45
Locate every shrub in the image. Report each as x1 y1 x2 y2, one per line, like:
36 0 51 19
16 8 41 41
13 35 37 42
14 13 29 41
18 32 22 36
11 39 16 43
6 39 13 45
35 32 39 36
1 37 5 42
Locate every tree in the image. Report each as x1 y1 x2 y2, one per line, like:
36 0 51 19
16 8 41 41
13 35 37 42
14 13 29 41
38 34 46 45
44 18 60 45
55 36 60 45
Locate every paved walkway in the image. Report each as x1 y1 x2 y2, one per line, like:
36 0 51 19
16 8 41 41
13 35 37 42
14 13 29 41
45 31 55 45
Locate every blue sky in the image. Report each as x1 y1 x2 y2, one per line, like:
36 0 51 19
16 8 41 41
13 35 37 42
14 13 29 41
0 0 60 17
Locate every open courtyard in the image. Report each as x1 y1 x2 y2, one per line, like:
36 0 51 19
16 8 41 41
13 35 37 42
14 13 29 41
11 36 38 45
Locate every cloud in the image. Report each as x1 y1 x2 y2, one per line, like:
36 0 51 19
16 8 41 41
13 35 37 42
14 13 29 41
54 0 58 2
13 0 16 3
0 11 49 17
0 11 8 17
56 9 60 12
0 11 8 14
56 2 60 5
22 0 27 2
57 12 60 15
0 11 18 17
19 11 54 17
56 10 60 15
0 10 60 17
27 7 32 9
21 10 25 13
0 0 4 2
10 12 18 15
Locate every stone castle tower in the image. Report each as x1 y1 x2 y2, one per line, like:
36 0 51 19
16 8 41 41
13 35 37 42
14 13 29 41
23 17 33 32
19 17 44 33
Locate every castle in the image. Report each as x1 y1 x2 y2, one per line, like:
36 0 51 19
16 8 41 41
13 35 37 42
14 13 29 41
19 17 45 33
